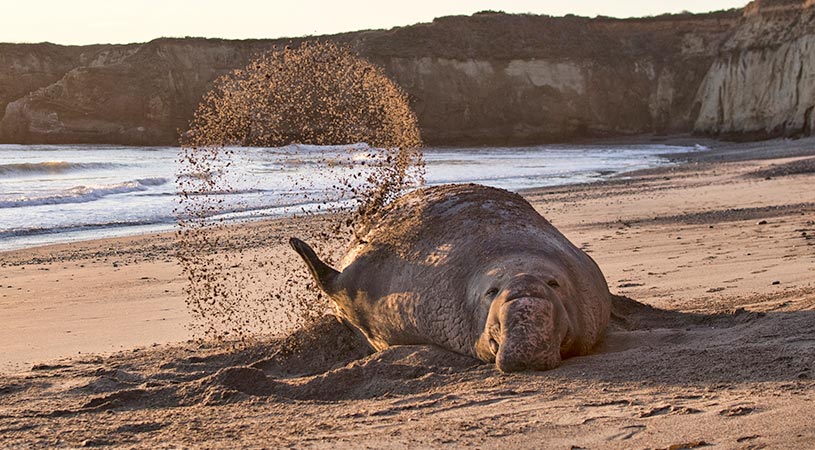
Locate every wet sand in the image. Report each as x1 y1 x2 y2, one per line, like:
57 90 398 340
1 138 814 448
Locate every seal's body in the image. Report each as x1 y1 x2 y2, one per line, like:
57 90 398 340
291 184 611 372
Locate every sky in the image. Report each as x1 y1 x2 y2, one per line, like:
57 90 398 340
2 0 749 46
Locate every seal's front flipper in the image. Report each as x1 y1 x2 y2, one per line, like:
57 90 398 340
289 237 340 295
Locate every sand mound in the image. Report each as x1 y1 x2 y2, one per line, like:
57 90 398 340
249 315 373 378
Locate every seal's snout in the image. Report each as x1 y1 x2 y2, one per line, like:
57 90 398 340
475 272 569 372
494 296 563 372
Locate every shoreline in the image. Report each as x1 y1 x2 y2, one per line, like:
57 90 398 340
0 138 719 254
1 138 814 447
2 137 814 373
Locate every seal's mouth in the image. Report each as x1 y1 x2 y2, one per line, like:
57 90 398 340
488 338 499 354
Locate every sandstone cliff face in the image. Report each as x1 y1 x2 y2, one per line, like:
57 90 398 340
357 11 741 144
693 2 815 139
0 40 282 144
0 1 812 145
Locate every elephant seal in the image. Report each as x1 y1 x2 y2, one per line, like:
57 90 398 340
290 183 611 372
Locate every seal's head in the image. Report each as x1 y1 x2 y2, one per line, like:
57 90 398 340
473 255 571 372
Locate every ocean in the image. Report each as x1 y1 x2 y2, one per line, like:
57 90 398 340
0 143 699 251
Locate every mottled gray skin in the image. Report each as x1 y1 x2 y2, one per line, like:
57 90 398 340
290 184 612 372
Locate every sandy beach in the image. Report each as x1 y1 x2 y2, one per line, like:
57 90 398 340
1 138 814 448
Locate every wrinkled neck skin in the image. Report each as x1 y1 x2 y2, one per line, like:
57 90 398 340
469 254 575 372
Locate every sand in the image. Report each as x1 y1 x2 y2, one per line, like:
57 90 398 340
1 138 814 448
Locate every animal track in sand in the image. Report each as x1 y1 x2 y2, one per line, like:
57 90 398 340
638 404 703 417
607 424 646 441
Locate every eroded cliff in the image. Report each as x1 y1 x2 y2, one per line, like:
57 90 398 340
694 0 815 139
0 0 812 145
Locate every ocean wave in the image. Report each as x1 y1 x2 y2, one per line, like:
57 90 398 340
135 177 169 186
0 178 168 208
0 219 175 239
0 161 120 176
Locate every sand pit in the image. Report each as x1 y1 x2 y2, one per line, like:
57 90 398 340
2 138 815 448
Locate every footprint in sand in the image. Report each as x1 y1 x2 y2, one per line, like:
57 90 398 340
638 405 703 418
719 405 756 417
607 424 646 441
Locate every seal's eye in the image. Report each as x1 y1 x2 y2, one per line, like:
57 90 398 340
547 279 560 288
485 287 500 298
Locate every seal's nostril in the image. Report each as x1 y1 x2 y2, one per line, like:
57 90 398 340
489 338 499 354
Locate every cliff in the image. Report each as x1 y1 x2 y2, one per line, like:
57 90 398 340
694 0 815 139
1 0 813 146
